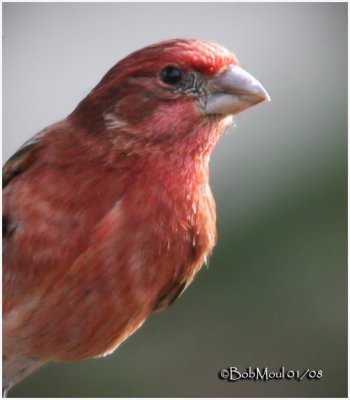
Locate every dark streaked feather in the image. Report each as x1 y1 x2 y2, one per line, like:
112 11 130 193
2 128 47 188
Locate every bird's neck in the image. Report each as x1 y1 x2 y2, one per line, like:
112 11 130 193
65 114 231 194
108 114 231 165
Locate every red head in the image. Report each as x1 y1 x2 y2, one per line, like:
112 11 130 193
72 39 269 156
100 39 239 80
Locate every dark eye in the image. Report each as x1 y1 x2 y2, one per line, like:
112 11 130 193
160 66 183 85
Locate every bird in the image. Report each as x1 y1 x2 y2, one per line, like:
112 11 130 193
3 38 269 395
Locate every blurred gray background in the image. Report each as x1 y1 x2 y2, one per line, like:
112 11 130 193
3 2 347 397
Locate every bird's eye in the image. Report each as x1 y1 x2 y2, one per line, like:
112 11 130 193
160 66 183 85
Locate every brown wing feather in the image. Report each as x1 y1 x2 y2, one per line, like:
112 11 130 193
3 142 40 188
2 128 48 188
3 131 46 246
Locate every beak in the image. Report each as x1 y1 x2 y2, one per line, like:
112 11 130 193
204 65 270 116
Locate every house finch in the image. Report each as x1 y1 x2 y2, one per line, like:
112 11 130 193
3 39 269 394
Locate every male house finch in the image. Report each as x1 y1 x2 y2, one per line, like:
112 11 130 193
3 39 269 394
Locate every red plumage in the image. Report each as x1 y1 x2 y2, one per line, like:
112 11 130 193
3 39 269 393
